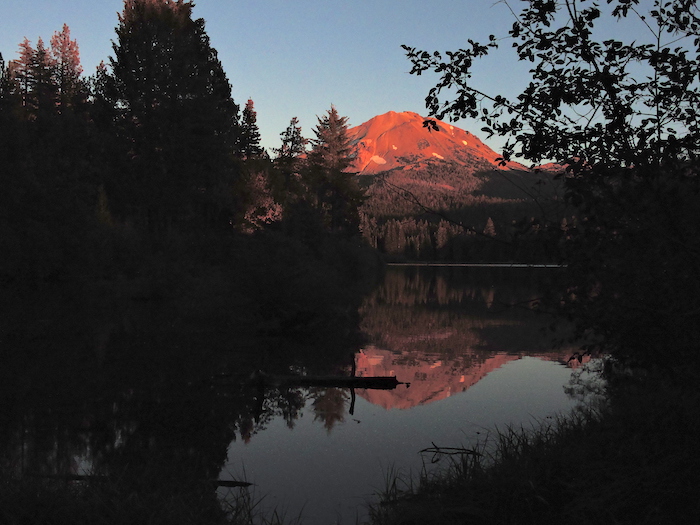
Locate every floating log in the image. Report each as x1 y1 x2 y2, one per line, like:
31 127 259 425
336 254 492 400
256 372 406 390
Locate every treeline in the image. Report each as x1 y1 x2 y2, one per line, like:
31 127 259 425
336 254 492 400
359 163 568 262
0 1 372 311
0 0 379 345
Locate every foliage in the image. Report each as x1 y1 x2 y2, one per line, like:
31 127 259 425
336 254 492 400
0 1 376 342
239 98 264 159
104 0 241 232
370 373 700 524
403 0 700 368
241 109 368 243
359 162 563 262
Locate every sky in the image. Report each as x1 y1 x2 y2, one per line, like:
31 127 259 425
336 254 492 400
0 0 651 154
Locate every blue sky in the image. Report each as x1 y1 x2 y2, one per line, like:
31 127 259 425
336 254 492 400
0 0 648 154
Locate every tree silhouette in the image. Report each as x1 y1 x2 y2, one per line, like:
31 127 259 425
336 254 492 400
404 0 700 368
50 24 83 111
274 116 308 162
306 106 364 236
239 98 263 159
107 0 240 232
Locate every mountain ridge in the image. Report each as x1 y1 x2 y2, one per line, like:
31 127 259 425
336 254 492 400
348 111 527 175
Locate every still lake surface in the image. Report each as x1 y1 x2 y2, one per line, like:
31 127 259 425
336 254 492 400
1 265 587 524
223 265 585 523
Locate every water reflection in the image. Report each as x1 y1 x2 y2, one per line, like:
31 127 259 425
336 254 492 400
0 266 579 524
0 286 360 522
355 265 575 411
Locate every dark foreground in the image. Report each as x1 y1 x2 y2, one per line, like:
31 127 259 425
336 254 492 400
369 366 700 525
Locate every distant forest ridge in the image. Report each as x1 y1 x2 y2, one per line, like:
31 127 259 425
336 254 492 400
349 112 569 263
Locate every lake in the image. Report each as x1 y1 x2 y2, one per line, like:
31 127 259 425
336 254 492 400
0 265 587 525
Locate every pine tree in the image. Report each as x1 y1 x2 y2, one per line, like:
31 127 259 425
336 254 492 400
273 116 308 197
308 105 354 172
306 106 363 236
239 98 263 159
108 0 241 231
30 38 58 119
8 38 35 110
274 116 307 161
483 217 496 237
50 24 83 110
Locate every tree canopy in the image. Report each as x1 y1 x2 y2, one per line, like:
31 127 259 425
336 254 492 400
404 0 700 369
106 0 241 232
306 106 364 237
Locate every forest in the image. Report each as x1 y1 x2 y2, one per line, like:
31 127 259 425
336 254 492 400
0 1 375 336
358 159 568 262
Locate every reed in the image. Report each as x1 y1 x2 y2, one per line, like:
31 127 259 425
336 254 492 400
369 372 700 525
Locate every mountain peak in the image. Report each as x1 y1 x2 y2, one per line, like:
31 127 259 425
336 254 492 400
349 111 523 175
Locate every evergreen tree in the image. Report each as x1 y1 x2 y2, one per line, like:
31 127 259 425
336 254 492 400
306 106 363 236
107 0 240 231
8 38 34 109
308 105 354 172
274 116 307 161
29 38 58 119
239 98 263 159
50 24 83 110
483 217 496 237
273 116 308 197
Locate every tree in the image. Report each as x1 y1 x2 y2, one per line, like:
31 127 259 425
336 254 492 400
50 24 83 110
272 116 308 204
306 106 364 236
308 105 355 173
8 38 35 109
274 116 308 161
403 0 700 369
483 217 496 237
107 0 241 231
238 98 263 159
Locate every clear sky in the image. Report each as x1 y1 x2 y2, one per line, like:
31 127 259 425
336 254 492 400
0 0 640 154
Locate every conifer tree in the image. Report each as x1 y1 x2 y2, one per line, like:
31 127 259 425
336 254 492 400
50 24 83 110
9 38 35 109
308 105 354 172
239 98 263 159
107 0 241 231
274 117 307 160
306 106 363 236
483 217 496 237
273 116 308 196
30 38 58 119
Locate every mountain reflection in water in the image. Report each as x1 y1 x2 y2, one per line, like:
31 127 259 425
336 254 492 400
0 266 583 525
223 266 582 524
354 265 576 410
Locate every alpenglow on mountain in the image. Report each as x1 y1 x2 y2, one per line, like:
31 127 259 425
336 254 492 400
348 111 525 175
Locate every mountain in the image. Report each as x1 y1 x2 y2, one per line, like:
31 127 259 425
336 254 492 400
348 111 526 175
349 111 566 262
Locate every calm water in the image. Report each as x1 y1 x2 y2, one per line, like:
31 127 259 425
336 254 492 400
222 265 584 523
0 265 586 525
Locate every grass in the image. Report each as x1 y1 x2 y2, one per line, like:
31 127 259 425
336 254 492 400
368 364 700 525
